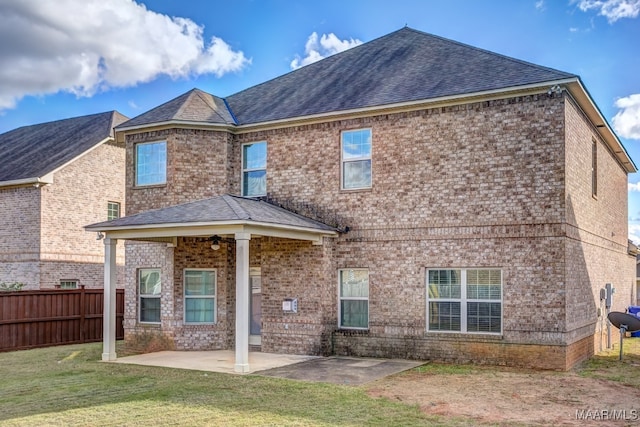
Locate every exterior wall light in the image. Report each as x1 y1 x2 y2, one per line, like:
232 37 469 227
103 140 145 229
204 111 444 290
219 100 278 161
210 235 221 251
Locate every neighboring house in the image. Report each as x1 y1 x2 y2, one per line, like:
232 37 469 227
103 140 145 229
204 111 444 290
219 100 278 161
88 28 636 371
0 111 128 289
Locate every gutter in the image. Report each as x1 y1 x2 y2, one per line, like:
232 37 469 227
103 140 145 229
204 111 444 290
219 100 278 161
0 173 54 189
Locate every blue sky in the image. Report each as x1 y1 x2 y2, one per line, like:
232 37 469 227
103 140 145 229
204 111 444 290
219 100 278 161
1 0 640 238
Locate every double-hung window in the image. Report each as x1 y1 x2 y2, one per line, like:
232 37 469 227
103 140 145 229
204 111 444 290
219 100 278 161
339 269 369 329
427 269 502 334
242 141 267 197
136 141 167 186
107 202 120 220
139 268 161 323
341 129 372 189
184 269 216 324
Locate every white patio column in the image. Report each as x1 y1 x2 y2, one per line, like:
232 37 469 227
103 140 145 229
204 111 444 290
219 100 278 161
102 237 118 361
234 232 251 373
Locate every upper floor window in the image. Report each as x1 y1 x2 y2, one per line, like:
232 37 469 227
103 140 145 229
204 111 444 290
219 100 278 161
136 141 167 186
339 269 369 329
427 269 502 334
341 129 372 190
242 141 267 197
107 202 120 220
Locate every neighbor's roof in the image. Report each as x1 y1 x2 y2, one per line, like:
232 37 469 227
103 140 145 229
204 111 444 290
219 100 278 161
0 111 128 183
118 27 575 130
86 194 337 233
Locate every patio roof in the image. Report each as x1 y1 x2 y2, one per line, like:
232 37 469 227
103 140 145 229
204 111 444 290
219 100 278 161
86 194 339 243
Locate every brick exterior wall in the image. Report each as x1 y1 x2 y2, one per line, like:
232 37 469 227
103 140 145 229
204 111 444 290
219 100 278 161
125 129 235 215
121 92 634 370
0 141 125 289
0 186 41 286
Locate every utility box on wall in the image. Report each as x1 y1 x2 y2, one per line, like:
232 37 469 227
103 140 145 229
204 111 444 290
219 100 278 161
282 298 298 313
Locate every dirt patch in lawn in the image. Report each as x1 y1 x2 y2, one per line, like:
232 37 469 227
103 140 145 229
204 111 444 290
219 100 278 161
367 365 640 426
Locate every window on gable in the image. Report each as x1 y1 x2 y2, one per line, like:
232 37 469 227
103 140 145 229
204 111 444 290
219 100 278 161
242 141 267 197
592 138 597 198
339 269 369 329
107 202 120 220
139 268 161 323
184 269 216 324
341 129 372 190
427 269 502 334
136 141 167 186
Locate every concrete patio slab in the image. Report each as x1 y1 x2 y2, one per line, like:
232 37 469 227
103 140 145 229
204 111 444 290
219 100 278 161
111 350 318 374
256 356 425 385
111 351 424 385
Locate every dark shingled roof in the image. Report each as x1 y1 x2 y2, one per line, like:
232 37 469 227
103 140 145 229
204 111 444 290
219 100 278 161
118 27 576 129
119 89 236 128
0 111 128 182
87 194 337 232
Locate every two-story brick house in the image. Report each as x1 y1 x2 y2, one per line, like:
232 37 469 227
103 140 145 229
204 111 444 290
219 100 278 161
1 111 128 289
88 28 636 371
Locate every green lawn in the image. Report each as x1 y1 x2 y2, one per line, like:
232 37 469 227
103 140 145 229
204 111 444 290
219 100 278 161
0 343 451 426
1 340 638 426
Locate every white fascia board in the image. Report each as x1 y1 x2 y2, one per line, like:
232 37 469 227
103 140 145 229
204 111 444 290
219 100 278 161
114 79 579 140
86 220 338 242
0 173 54 188
565 80 637 173
234 78 581 133
47 136 116 176
115 121 235 142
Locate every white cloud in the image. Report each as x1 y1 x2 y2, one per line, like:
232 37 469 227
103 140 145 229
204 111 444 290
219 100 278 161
629 182 640 191
0 0 249 111
612 94 640 139
629 222 640 244
535 0 546 11
290 32 362 70
576 0 640 23
569 27 580 31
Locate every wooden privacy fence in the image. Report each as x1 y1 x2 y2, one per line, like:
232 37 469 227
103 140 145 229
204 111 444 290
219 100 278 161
0 286 124 352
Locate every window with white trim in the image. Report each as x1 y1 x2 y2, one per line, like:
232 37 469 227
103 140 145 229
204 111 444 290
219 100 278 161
339 269 369 329
184 269 216 324
136 141 167 186
341 129 371 189
139 268 161 323
107 202 120 220
427 269 502 334
59 280 78 289
242 141 267 197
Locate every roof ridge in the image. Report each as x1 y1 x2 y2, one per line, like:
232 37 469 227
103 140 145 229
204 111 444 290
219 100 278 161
222 194 251 220
173 89 200 120
193 89 235 125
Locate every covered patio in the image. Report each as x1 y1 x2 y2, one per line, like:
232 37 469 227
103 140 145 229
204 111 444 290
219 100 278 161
86 194 338 373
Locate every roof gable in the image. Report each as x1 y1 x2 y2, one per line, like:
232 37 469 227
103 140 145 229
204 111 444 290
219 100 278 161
0 111 128 183
119 89 236 129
